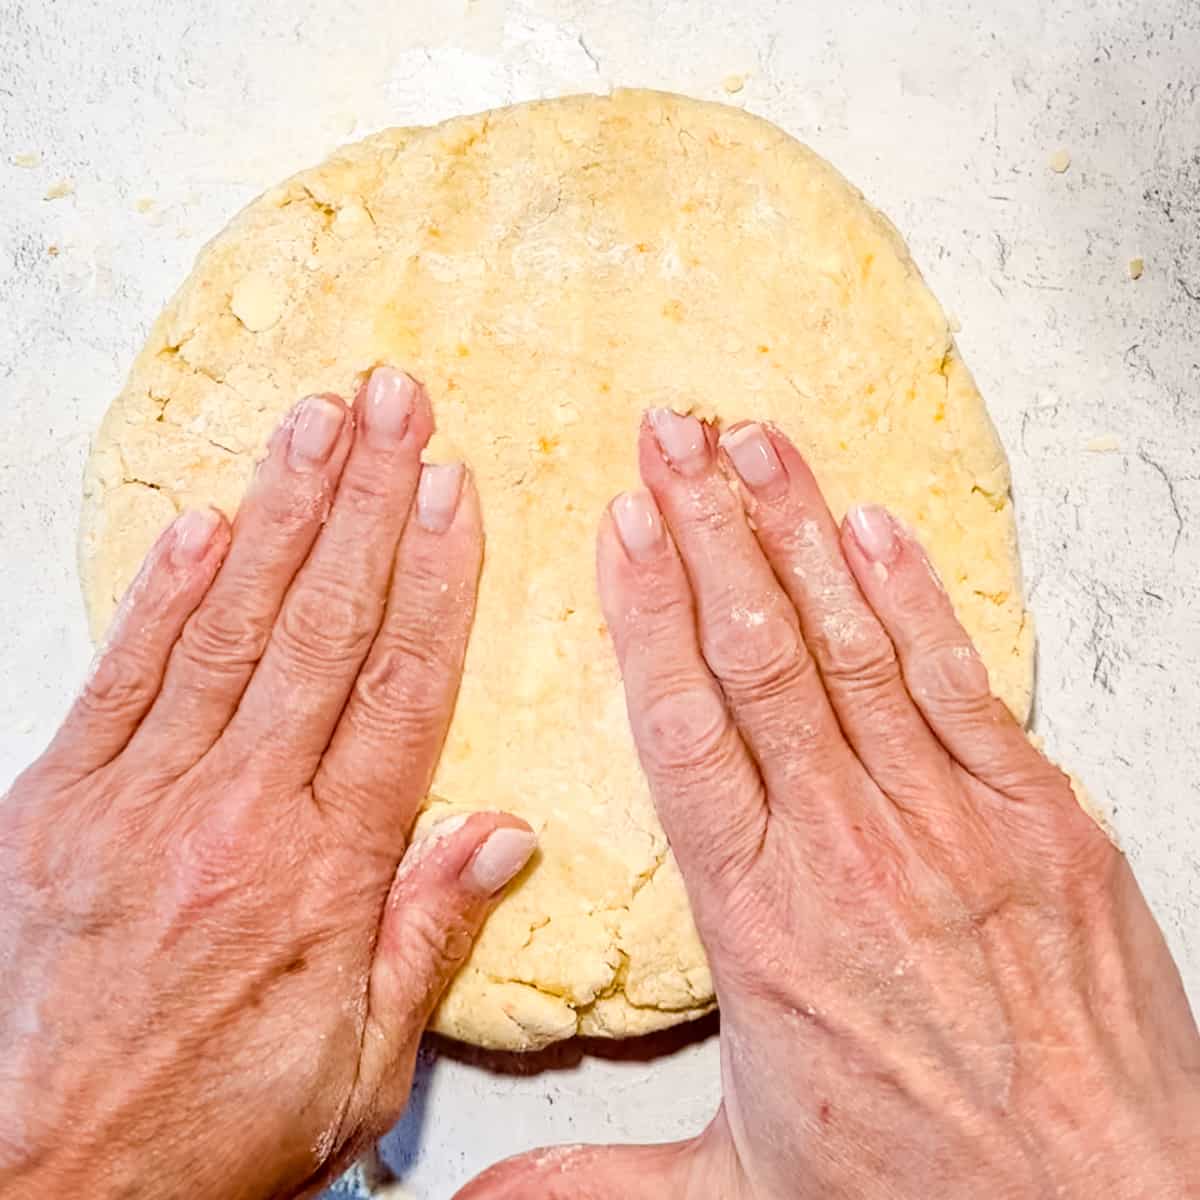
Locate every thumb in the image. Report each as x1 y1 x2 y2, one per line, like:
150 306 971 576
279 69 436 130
454 1139 704 1200
358 811 537 1105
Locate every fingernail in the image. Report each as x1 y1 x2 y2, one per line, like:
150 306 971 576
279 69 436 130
462 827 538 896
848 505 899 564
416 462 465 533
649 407 708 474
171 508 221 565
719 423 783 493
611 490 663 561
364 366 415 443
288 395 344 468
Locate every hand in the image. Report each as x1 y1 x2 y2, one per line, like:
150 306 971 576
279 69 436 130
0 369 535 1200
459 413 1200 1199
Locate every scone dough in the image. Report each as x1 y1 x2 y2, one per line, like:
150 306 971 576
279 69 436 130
80 90 1033 1050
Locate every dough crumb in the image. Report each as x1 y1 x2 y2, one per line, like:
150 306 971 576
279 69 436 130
11 152 40 168
422 430 464 464
1085 434 1121 453
230 270 289 332
46 244 60 257
43 178 75 200
332 200 372 239
1048 148 1071 174
1127 256 1144 280
135 196 155 214
723 74 745 94
13 717 34 734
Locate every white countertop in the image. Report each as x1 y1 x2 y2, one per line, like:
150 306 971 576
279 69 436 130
1 1 1197 1195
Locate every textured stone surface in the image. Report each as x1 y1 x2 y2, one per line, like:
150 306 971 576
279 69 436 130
1 0 1197 1194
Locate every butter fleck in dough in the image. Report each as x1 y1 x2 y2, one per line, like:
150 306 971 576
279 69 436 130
230 270 289 332
79 90 1032 1051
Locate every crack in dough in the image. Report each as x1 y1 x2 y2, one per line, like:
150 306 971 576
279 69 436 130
79 91 1032 1050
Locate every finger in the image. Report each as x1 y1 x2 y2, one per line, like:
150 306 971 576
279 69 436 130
718 422 954 804
356 812 536 1117
454 1140 702 1200
841 506 1053 800
48 509 229 778
639 409 858 802
598 491 767 911
226 368 432 782
127 392 354 772
315 463 481 848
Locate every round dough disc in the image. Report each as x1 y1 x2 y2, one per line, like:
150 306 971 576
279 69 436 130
81 90 1032 1050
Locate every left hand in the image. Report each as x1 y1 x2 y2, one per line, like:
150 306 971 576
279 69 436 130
0 368 534 1200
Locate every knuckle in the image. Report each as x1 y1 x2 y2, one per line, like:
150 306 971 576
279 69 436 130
631 575 690 621
397 553 464 614
678 498 737 542
174 823 252 911
276 579 381 666
638 686 732 775
350 632 455 734
402 902 475 976
702 610 808 697
974 742 1044 794
818 622 900 693
254 477 325 537
169 779 313 914
335 466 399 515
620 577 692 640
171 796 262 911
184 596 272 669
908 639 992 713
77 646 158 721
988 733 1085 807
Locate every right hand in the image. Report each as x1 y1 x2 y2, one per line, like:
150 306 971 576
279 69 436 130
458 412 1200 1198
